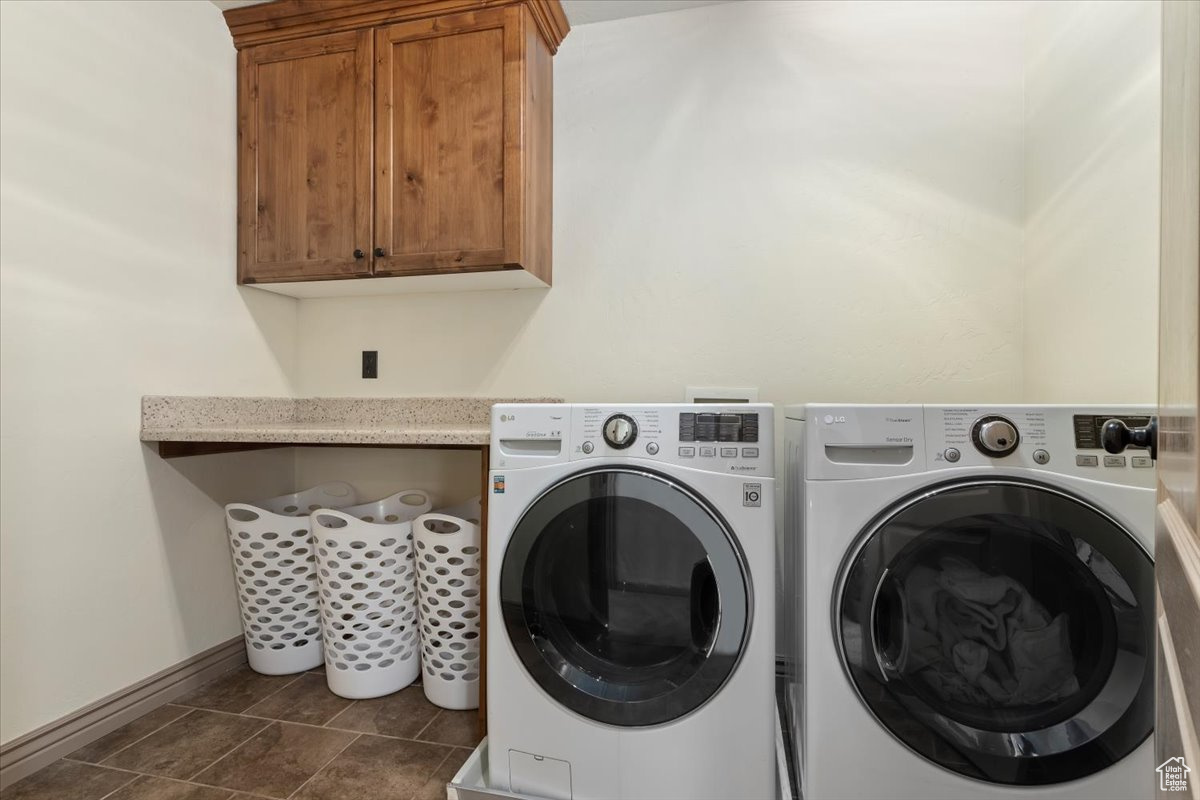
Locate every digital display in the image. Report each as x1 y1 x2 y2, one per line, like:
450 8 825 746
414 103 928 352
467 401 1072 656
680 412 758 443
1073 414 1151 449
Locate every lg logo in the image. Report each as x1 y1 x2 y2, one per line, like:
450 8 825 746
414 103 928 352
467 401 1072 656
823 414 847 425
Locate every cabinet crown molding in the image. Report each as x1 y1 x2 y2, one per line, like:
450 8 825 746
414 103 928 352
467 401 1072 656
223 0 569 52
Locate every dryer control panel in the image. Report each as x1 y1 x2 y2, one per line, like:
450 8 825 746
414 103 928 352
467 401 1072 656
924 405 1154 487
491 403 773 476
802 404 1154 488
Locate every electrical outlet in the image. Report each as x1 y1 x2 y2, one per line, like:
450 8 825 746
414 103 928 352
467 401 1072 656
362 350 378 379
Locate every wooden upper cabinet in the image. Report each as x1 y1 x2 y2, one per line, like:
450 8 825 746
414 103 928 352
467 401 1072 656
238 30 374 284
225 0 566 294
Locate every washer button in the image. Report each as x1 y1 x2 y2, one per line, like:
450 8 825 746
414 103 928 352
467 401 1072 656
720 447 738 458
1104 455 1127 468
1131 455 1153 468
581 441 594 454
742 447 759 458
1076 454 1099 467
646 442 660 455
944 448 961 463
678 446 695 458
1033 449 1050 465
699 446 716 458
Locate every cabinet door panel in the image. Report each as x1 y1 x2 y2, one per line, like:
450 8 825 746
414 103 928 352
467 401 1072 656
239 30 372 283
375 10 519 274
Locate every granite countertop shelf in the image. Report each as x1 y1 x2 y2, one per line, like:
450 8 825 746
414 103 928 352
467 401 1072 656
141 396 558 457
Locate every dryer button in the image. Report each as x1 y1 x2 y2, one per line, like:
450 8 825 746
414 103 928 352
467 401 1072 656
944 448 961 463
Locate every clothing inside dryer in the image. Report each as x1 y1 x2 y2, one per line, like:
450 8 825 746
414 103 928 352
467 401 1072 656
872 513 1118 732
839 480 1154 784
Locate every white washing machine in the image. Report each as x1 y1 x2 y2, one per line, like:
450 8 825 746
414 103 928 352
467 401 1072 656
487 404 776 800
783 404 1156 800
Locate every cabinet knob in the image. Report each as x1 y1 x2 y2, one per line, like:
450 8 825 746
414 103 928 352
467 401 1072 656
374 247 386 258
353 249 365 260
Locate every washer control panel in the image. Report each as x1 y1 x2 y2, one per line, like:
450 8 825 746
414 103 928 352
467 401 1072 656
491 404 773 476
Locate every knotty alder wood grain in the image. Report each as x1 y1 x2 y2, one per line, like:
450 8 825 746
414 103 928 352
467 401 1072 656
223 0 569 54
238 30 374 283
375 10 509 275
230 1 559 289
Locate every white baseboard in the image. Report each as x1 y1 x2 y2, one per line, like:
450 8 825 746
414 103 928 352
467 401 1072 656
0 636 247 789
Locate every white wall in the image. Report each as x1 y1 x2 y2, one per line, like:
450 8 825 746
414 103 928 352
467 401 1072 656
296 0 1028 406
1023 0 1161 402
0 1 298 743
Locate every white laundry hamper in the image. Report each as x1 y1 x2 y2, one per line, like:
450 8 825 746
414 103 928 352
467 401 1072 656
312 489 433 699
415 497 483 710
223 482 358 675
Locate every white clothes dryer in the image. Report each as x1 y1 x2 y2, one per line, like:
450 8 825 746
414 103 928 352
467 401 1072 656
784 404 1155 800
487 404 776 800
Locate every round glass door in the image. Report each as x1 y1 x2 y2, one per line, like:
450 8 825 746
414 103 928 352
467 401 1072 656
500 468 751 727
838 479 1153 785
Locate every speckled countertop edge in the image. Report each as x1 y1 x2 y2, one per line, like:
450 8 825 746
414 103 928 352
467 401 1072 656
141 396 561 446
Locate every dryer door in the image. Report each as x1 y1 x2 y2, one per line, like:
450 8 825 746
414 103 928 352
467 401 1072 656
838 478 1153 786
500 467 751 727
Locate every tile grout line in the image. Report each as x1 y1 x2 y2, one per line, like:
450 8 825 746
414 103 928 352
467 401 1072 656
411 709 443 741
284 732 362 800
207 671 308 717
215 705 472 749
184 717 274 783
79 764 141 800
322 698 360 730
81 705 194 768
60 756 266 799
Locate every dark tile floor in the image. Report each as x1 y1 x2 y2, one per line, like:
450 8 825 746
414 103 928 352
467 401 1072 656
3 666 479 800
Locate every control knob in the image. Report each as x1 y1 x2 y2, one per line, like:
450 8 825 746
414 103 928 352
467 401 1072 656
1102 417 1158 460
971 415 1019 458
602 414 638 449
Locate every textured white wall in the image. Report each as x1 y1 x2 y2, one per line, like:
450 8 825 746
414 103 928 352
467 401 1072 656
295 0 1028 405
1023 0 1161 402
0 1 298 743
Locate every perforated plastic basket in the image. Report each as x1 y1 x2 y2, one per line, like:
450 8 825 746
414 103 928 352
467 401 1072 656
312 489 432 699
415 497 483 710
223 482 358 675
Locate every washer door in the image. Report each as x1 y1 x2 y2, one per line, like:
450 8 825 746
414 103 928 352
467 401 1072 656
500 467 750 727
838 479 1153 785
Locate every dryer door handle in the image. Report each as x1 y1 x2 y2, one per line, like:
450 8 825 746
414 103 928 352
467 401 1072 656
690 558 719 652
869 568 906 680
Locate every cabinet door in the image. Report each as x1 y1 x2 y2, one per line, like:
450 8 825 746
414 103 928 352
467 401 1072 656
374 8 521 275
238 30 373 284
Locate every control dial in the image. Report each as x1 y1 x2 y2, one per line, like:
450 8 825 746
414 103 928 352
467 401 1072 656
602 414 638 449
971 415 1019 458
